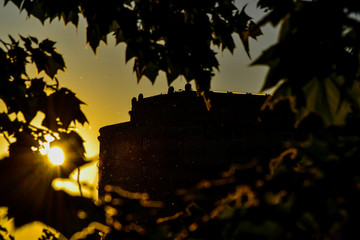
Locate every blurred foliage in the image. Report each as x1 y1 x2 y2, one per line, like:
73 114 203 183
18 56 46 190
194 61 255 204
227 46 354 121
253 0 360 127
1 0 360 240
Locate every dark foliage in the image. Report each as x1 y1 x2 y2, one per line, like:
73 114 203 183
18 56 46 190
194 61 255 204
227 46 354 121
0 36 103 238
4 0 261 92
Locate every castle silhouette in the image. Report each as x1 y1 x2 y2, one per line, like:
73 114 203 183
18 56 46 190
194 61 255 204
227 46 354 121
98 85 294 200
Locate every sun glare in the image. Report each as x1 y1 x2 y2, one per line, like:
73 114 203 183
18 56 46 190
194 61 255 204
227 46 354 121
48 147 65 166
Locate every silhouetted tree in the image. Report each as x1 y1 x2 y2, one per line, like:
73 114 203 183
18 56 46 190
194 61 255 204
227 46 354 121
0 36 106 238
2 0 261 93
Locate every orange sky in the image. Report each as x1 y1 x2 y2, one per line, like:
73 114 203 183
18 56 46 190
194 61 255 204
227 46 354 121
0 0 279 238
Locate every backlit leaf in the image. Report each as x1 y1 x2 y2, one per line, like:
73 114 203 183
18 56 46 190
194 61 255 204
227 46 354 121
300 75 352 127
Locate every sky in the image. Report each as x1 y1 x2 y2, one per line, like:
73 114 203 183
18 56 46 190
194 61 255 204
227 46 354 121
0 0 279 238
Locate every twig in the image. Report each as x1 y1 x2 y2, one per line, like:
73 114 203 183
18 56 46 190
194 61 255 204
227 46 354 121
0 39 10 50
77 167 83 197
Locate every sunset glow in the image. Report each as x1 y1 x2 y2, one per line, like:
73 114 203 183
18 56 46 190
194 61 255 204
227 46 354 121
48 147 65 166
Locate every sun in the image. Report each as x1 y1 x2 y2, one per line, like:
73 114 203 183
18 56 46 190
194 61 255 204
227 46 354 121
48 146 65 166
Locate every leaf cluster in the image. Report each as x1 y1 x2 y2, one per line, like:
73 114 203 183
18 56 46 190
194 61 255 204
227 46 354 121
253 0 360 127
0 35 86 134
5 0 262 91
0 36 95 238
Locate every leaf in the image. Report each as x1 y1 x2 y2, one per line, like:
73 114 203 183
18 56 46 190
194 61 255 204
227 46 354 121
42 88 88 131
6 42 29 76
8 35 17 45
252 46 283 91
30 36 38 44
114 29 125 44
248 21 263 40
0 114 20 137
0 113 12 132
141 62 159 84
256 0 294 27
31 49 48 75
86 25 102 53
51 51 66 71
212 14 236 53
238 5 252 26
23 0 47 23
39 39 56 52
62 10 79 27
44 54 65 79
28 78 46 95
19 35 32 51
21 98 39 123
240 30 251 58
30 39 66 79
125 42 137 63
299 75 352 127
164 55 182 85
235 7 262 58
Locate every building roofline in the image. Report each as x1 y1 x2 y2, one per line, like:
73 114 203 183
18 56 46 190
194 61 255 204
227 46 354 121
136 90 270 102
99 90 271 132
99 121 131 132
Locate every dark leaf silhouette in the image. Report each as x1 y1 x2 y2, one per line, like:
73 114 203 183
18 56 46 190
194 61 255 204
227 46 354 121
1 36 92 238
42 88 88 131
6 0 258 91
31 39 65 79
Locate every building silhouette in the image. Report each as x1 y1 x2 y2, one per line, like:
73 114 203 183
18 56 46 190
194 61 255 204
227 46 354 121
98 86 295 199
